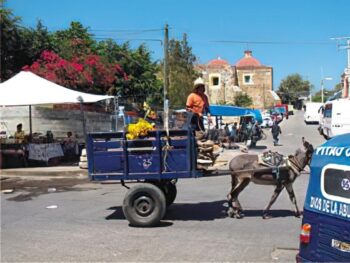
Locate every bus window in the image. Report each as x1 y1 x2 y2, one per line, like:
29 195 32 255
322 165 350 203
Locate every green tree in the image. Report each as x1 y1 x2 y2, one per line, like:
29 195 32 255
312 83 342 102
277 74 312 104
52 21 96 59
166 34 198 109
97 41 162 104
20 20 55 66
0 0 25 80
234 92 253 107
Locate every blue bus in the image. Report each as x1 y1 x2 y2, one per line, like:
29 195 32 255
297 133 350 262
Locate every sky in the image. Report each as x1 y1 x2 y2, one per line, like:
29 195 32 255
6 0 350 93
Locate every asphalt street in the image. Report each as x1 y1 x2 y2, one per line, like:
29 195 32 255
1 110 326 262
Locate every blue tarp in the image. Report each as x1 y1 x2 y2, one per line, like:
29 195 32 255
304 133 350 221
273 106 286 114
209 105 262 123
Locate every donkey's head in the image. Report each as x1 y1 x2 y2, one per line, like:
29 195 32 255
294 137 314 169
302 137 314 165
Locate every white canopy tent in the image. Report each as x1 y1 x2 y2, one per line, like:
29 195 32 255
0 71 114 138
0 71 113 106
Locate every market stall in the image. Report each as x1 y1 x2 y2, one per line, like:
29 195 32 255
0 71 113 169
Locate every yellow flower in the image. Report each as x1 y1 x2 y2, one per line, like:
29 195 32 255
126 118 154 139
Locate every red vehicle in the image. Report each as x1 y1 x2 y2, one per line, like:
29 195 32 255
275 103 289 118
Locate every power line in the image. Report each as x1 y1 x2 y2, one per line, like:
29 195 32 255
94 37 163 44
90 28 165 33
210 40 334 46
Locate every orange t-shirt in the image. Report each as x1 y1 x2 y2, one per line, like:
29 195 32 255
186 92 209 117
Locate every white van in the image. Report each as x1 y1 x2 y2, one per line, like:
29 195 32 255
321 99 350 139
304 102 323 124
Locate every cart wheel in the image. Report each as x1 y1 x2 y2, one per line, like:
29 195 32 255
164 182 177 207
123 183 166 227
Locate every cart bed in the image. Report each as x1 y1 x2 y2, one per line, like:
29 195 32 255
87 129 202 181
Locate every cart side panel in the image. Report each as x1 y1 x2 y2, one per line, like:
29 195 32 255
163 136 189 172
87 130 200 181
93 151 123 173
87 132 125 179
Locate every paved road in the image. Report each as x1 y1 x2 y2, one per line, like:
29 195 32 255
1 111 326 262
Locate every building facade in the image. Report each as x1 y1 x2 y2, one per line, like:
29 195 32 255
197 50 280 109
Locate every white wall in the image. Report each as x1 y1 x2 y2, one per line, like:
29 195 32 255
0 106 116 141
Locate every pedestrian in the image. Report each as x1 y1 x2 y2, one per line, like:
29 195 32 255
227 122 238 148
230 122 238 142
271 121 282 146
186 77 211 131
253 121 262 140
14 123 27 144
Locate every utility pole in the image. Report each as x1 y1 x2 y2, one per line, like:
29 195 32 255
331 36 350 98
332 37 350 68
163 24 169 130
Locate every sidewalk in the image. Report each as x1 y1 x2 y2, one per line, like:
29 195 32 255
0 165 88 178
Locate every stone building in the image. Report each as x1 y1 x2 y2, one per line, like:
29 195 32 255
197 50 280 109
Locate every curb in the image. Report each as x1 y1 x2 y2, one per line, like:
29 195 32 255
0 166 88 178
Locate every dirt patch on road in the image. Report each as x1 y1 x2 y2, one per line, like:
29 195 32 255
1 177 97 201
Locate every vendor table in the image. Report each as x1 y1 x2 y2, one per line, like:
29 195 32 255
28 143 64 162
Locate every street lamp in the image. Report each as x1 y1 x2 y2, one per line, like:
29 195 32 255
321 77 332 103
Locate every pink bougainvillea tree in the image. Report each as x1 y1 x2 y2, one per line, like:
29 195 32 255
23 50 127 94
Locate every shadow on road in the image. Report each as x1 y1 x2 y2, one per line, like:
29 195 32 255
105 202 298 226
106 200 228 222
251 145 268 150
240 209 297 218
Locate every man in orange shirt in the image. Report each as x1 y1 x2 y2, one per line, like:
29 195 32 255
186 77 211 131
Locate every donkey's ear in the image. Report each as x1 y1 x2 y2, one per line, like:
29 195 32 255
308 143 314 153
302 137 305 144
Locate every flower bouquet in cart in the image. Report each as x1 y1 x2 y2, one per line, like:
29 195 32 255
126 118 155 140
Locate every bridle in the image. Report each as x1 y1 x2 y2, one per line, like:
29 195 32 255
289 145 314 174
288 155 304 174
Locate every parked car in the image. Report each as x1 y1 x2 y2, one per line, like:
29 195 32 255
275 103 289 118
320 99 350 139
303 102 323 124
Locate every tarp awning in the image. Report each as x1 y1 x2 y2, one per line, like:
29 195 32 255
270 90 281 101
0 71 113 106
209 105 262 123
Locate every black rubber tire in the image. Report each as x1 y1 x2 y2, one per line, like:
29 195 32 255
122 183 166 227
164 182 177 207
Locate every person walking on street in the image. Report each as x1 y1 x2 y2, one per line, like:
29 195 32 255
186 77 211 131
271 121 282 146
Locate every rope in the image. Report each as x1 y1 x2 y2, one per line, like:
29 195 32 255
162 142 173 172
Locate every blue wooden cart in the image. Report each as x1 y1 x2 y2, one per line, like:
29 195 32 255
86 129 203 226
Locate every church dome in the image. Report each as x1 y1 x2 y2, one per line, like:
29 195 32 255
236 50 261 67
207 57 229 67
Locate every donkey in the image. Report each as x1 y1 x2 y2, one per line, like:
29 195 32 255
227 138 314 219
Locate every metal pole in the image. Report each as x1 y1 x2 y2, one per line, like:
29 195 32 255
321 79 324 104
29 105 32 142
111 96 119 132
348 39 350 69
163 24 169 130
77 96 87 144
